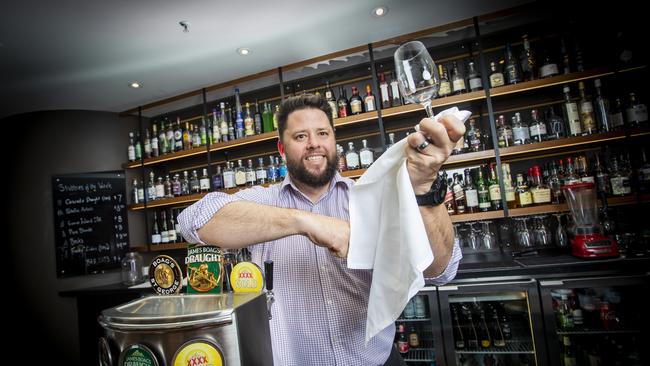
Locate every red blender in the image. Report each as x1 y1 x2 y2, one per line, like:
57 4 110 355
561 182 619 258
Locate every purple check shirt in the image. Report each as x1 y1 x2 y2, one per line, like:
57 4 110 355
178 173 461 366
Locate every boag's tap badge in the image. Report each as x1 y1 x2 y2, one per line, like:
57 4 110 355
186 245 222 294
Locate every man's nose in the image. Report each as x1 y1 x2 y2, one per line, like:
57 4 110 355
306 134 320 149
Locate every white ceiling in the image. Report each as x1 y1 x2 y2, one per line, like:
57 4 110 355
0 0 530 119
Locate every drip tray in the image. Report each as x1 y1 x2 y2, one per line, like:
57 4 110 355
514 254 621 267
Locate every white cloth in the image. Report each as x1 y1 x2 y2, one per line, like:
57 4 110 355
347 107 472 343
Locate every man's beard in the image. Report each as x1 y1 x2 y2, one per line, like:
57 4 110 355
285 150 339 188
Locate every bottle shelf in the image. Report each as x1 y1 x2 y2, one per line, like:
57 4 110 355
455 340 534 354
451 210 505 223
381 90 487 120
402 347 435 363
488 68 614 98
556 329 641 335
128 193 208 211
507 196 639 218
499 131 627 161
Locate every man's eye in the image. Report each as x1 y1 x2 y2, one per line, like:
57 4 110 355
319 131 329 136
296 134 306 140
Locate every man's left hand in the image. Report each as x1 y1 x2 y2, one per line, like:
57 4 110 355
406 115 466 195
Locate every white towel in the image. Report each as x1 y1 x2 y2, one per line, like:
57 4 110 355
347 107 472 343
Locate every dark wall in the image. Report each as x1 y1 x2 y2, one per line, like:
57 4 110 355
5 110 137 363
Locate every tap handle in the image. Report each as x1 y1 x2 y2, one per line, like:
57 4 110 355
264 260 273 292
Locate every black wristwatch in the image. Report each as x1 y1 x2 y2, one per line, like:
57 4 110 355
415 176 447 206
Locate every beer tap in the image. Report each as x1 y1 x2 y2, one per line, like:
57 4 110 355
264 260 274 319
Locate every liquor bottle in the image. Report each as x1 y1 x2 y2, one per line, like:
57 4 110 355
181 171 191 195
234 160 246 187
504 43 522 84
437 64 452 98
324 82 338 119
609 156 631 196
151 124 159 157
477 306 492 348
464 169 479 213
548 161 563 203
563 85 582 136
336 144 347 172
349 86 364 115
212 165 223 191
174 117 183 151
234 89 244 139
277 156 288 179
466 119 483 152
134 133 142 161
530 166 551 205
593 79 611 132
183 122 192 150
359 139 374 168
564 157 581 185
387 133 396 148
159 120 168 155
364 84 376 112
267 157 278 183
165 118 175 153
512 112 530 145
258 102 271 133
136 179 144 203
488 164 502 210
593 154 610 196
151 212 161 244
189 170 201 193
215 104 226 142
539 48 560 78
489 61 505 88
254 101 263 135
452 173 466 214
155 176 165 199
489 305 506 347
639 147 650 192
378 73 391 109
160 210 169 244
273 105 280 131
205 113 213 146
244 159 255 187
576 155 594 183
397 330 409 354
626 92 648 127
462 304 479 348
578 81 598 135
408 325 420 348
244 102 255 136
529 109 548 142
520 34 536 81
199 168 210 192
143 128 152 159
145 172 155 201
501 163 516 209
337 86 349 118
562 336 577 366
345 142 360 170
131 179 140 204
467 61 483 92
414 295 426 318
444 173 456 215
496 114 514 147
452 307 466 349
167 209 177 243
560 36 572 75
451 61 467 95
515 173 533 208
127 132 136 162
546 106 567 140
164 174 173 198
222 162 235 189
477 167 491 212
389 77 402 106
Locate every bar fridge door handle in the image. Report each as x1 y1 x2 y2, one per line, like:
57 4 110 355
438 286 459 291
540 280 564 287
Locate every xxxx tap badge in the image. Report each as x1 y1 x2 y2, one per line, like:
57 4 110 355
172 340 224 366
186 245 223 294
118 344 159 366
149 255 183 295
230 262 264 293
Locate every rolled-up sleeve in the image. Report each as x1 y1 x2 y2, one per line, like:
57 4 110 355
177 185 275 244
425 240 462 285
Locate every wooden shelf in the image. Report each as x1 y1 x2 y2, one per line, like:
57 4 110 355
380 90 487 120
489 69 614 98
124 145 208 169
334 111 379 127
499 131 626 161
446 149 496 166
451 210 505 223
341 168 366 179
507 195 639 218
128 193 207 211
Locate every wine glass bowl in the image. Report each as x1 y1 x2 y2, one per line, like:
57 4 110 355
394 41 440 117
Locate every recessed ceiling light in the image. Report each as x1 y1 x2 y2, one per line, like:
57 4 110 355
372 6 388 17
129 82 142 89
237 47 251 56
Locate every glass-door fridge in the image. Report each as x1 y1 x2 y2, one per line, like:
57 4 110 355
433 278 547 365
395 286 439 365
539 274 649 365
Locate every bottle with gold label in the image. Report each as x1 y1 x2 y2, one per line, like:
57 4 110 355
234 160 247 187
489 61 505 88
488 164 502 210
438 64 452 98
451 61 467 95
515 173 533 208
349 86 364 115
501 163 516 209
530 166 551 205
244 102 255 136
578 82 597 135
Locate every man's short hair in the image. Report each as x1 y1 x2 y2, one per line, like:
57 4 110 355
277 94 334 141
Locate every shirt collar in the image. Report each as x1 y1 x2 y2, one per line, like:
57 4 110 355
280 172 348 201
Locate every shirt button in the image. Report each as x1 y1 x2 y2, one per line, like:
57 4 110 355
326 299 333 305
320 265 327 271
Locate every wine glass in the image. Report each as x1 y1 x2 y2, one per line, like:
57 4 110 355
552 213 569 247
465 222 480 251
394 41 440 118
480 221 497 250
515 217 532 248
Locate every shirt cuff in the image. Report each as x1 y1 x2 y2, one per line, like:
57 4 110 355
425 239 462 285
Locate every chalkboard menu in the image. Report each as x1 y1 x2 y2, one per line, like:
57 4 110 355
52 171 129 277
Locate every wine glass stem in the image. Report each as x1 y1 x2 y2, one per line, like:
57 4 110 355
423 101 434 118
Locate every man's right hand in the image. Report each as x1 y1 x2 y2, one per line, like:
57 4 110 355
299 213 350 258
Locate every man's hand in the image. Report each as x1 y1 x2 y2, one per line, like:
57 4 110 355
406 115 466 195
299 213 350 258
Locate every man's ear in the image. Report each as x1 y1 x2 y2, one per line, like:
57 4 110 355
277 139 284 157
